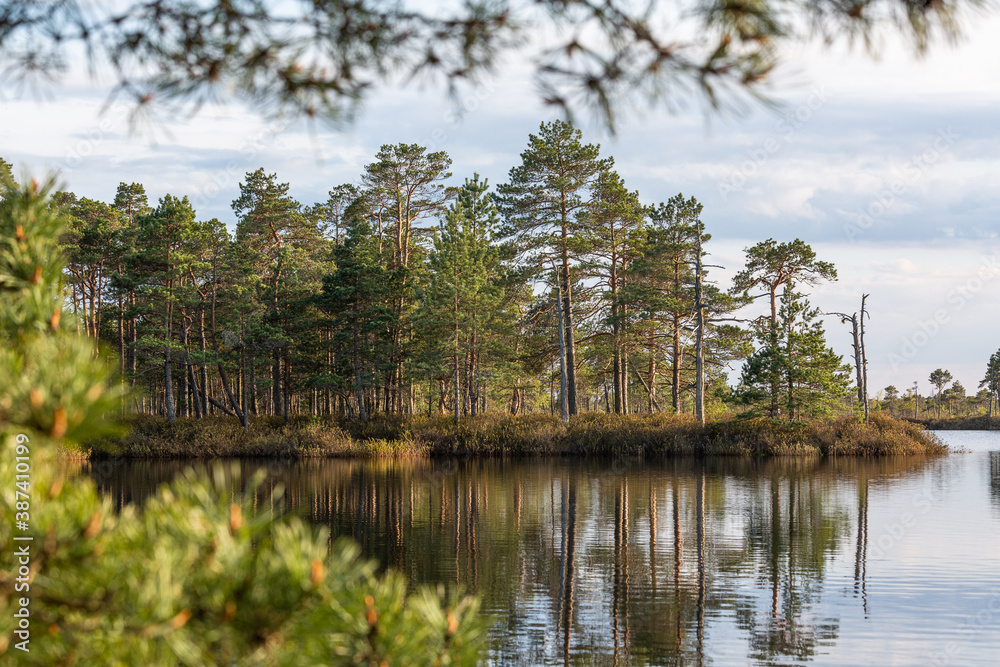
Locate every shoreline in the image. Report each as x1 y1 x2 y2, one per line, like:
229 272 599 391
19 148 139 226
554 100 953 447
85 412 949 460
905 415 1000 431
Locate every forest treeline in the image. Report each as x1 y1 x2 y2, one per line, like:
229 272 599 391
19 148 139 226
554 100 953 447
11 121 993 426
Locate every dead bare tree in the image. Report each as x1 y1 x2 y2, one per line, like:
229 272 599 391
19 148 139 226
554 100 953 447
828 294 870 422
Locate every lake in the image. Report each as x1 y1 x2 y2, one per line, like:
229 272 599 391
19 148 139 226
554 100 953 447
87 430 1000 666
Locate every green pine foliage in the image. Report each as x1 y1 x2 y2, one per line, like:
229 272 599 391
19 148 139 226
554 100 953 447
0 176 486 664
981 350 1000 417
317 199 400 422
0 177 125 442
574 168 645 414
415 174 513 420
736 283 852 420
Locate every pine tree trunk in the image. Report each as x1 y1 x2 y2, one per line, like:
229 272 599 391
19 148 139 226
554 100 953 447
694 247 705 424
241 357 249 422
199 305 209 417
272 350 281 417
555 281 570 425
648 356 657 414
509 386 520 416
860 294 869 423
353 298 367 422
671 318 682 414
469 337 478 417
769 287 781 420
117 284 125 411
282 350 290 421
851 315 864 411
613 349 622 414
559 234 578 416
129 288 137 382
620 347 630 414
178 319 188 418
164 347 176 422
189 362 203 418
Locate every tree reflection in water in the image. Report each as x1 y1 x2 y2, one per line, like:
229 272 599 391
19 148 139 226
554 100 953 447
990 451 1000 511
87 455 940 666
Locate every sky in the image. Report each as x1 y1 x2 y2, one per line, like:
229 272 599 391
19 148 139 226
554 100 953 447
3 9 999 399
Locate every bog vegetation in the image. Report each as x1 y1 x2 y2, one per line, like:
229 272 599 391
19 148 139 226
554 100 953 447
97 412 948 459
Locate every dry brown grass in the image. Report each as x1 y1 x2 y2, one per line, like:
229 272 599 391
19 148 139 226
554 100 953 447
88 412 948 460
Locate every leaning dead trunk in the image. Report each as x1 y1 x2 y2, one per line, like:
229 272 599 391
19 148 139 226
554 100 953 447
859 294 869 422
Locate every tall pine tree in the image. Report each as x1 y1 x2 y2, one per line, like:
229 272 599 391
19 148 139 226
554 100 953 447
496 120 610 416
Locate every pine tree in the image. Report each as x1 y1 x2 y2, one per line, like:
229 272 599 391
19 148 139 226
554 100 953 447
625 195 750 416
112 182 150 388
928 368 954 418
62 196 124 348
415 175 506 421
232 169 323 419
980 350 1000 418
309 183 360 246
496 120 610 416
133 194 201 421
318 199 399 421
360 144 452 414
737 283 851 420
576 168 645 413
732 239 837 418
635 195 703 413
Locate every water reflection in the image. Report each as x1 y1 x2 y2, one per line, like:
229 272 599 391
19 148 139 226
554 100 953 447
83 455 948 666
990 451 1000 510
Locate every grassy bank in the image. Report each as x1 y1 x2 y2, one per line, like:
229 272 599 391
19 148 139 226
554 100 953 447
87 412 947 459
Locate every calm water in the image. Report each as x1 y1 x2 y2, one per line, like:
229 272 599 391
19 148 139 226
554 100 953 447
86 431 1000 666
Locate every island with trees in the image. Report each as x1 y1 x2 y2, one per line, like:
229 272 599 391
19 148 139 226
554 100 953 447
2 123 971 460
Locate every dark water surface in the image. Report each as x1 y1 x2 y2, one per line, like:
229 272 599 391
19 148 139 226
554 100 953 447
87 431 1000 666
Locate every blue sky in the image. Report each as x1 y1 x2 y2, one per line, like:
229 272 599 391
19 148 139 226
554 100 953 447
3 13 999 399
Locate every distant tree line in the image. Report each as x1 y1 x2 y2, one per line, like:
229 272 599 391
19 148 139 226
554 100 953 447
7 122 869 424
881 355 1000 420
